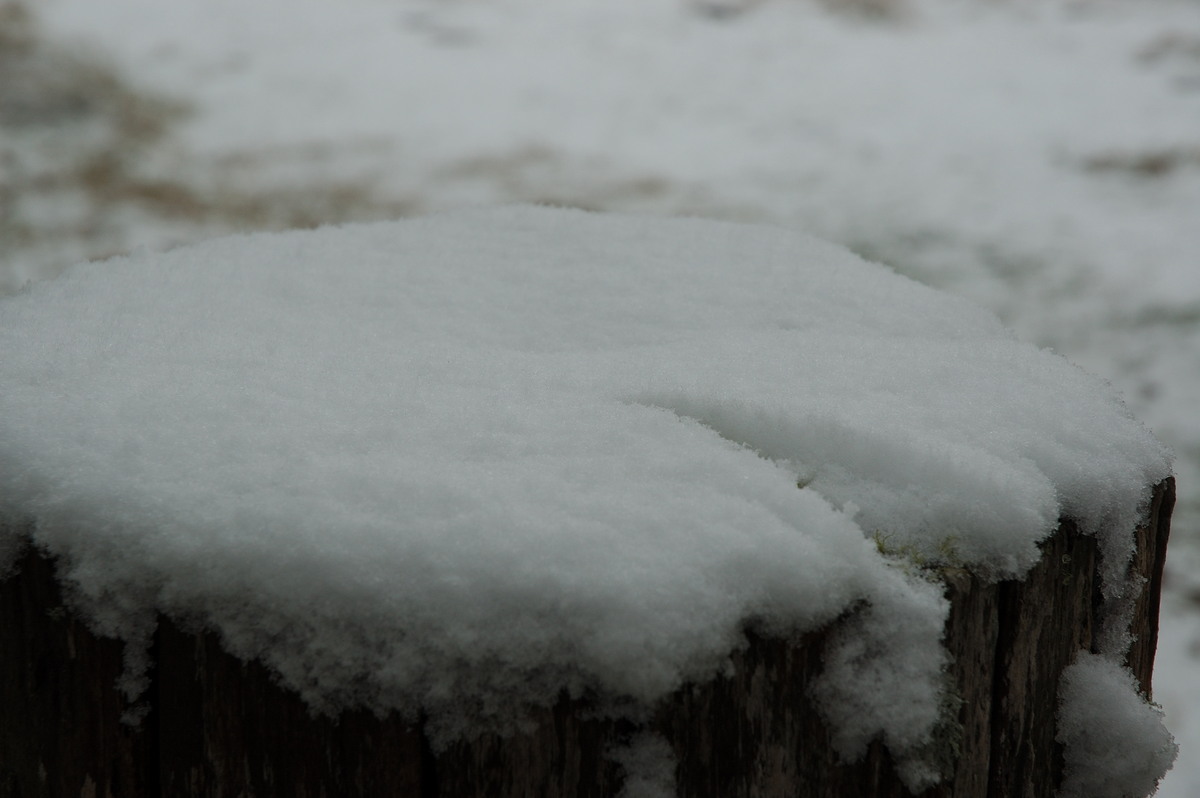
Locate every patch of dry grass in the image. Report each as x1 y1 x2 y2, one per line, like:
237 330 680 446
0 1 419 292
1083 147 1200 178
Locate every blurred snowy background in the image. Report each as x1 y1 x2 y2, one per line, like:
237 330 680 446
2 0 1197 792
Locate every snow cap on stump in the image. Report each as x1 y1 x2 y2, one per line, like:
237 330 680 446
0 206 1174 791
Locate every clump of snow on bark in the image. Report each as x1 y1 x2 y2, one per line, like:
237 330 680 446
0 205 1172 782
1058 652 1177 798
810 566 950 791
612 731 678 798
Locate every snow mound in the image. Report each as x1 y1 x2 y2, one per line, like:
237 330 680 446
1058 652 1179 798
0 205 1171 785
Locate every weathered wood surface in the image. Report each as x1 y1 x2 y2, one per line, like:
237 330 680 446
0 479 1174 798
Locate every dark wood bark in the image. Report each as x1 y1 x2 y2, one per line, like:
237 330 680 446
0 479 1174 798
0 537 155 798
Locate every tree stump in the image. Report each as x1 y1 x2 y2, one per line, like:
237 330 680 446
0 479 1173 798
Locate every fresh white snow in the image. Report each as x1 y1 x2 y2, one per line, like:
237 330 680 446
0 205 1174 790
1058 652 1179 798
5 0 1199 791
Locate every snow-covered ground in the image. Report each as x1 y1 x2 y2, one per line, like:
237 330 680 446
3 0 1199 792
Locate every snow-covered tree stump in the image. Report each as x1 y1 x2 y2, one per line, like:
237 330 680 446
0 207 1178 797
0 479 1174 796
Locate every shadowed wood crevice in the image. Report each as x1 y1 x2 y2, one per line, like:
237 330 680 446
1126 477 1175 695
0 479 1174 797
985 522 1098 798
